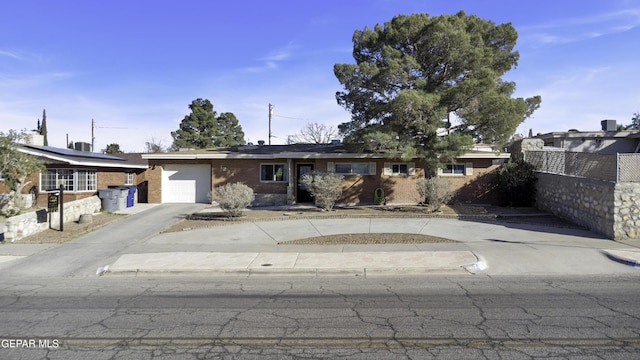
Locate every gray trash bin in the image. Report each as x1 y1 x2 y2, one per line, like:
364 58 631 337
108 186 128 210
98 189 119 212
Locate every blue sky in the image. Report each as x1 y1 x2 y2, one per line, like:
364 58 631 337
1 0 639 152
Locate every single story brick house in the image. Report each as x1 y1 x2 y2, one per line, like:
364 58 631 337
141 142 509 206
0 135 148 208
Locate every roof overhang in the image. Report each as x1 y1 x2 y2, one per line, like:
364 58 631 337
142 151 511 160
456 152 511 159
19 147 148 169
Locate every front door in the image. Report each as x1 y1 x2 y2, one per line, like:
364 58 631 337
296 164 314 203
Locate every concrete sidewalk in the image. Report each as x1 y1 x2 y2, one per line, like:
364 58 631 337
3 204 640 277
108 250 483 277
106 215 640 277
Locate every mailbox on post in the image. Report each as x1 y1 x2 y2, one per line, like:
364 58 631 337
46 185 64 231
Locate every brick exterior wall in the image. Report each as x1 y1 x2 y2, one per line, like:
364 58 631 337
302 159 425 205
0 167 145 208
144 156 503 206
212 159 288 195
442 158 502 204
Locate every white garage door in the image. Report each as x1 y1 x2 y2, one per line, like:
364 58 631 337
162 164 211 203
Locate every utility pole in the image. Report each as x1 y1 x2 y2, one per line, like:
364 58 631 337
91 119 95 152
268 103 274 145
91 119 129 153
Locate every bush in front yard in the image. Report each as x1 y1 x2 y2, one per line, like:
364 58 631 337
208 182 255 217
300 171 344 211
416 177 455 211
495 159 537 207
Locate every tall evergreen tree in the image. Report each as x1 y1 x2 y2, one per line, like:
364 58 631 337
334 11 541 168
171 98 245 149
40 109 48 146
628 112 640 130
104 143 123 154
215 112 245 146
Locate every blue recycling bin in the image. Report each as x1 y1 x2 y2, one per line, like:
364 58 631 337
126 186 136 207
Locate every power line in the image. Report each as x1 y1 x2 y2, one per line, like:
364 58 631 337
273 114 310 121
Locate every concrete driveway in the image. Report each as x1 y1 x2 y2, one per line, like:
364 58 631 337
111 213 640 277
1 204 639 278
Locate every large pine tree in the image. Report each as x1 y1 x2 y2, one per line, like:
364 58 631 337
334 11 541 166
215 112 245 147
171 99 245 150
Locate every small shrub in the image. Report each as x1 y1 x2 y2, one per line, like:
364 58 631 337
208 182 254 217
416 177 454 211
300 171 344 211
495 159 537 207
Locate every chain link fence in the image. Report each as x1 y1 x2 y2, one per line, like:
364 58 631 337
525 151 640 182
618 153 640 182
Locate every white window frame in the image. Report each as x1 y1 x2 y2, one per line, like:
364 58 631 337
125 172 134 185
438 162 473 176
260 163 288 182
40 169 97 192
329 162 376 175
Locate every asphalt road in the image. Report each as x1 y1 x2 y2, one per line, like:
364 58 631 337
1 276 638 359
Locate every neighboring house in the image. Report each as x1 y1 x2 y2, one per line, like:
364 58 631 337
0 135 148 208
537 120 640 154
514 136 640 240
141 142 509 206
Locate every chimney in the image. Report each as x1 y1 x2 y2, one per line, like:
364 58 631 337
601 119 617 131
24 134 45 146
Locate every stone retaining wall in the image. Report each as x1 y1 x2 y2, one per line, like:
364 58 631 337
1 196 101 242
614 182 640 239
535 173 640 239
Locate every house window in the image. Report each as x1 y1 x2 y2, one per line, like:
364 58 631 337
443 164 465 175
334 163 370 175
260 164 288 182
76 170 96 191
383 162 415 176
439 162 473 176
125 172 134 185
392 163 408 175
40 169 97 192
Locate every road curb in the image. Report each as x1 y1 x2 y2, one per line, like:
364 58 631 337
107 266 472 278
602 250 640 268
